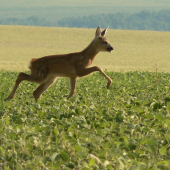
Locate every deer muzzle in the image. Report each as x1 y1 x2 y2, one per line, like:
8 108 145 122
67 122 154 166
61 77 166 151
107 46 114 52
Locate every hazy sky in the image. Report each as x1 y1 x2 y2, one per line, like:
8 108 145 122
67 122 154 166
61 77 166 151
1 0 170 21
1 0 170 8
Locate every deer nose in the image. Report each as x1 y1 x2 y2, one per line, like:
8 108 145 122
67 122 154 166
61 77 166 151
107 46 114 52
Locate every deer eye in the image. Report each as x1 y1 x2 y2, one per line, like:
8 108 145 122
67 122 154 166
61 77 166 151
102 41 108 44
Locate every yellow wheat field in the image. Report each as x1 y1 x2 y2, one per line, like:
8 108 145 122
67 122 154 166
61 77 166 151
0 25 170 72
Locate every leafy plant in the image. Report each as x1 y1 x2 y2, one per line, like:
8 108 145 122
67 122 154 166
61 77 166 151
1 71 170 169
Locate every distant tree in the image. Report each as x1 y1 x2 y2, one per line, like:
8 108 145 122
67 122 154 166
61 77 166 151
57 10 170 31
0 10 170 31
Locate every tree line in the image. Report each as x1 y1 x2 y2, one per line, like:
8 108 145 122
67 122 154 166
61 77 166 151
58 10 170 31
0 10 170 31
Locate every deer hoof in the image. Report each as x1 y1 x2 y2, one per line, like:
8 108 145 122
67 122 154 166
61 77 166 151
107 80 112 89
4 96 13 101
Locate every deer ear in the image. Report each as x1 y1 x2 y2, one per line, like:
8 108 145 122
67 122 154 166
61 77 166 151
101 26 109 37
95 26 101 38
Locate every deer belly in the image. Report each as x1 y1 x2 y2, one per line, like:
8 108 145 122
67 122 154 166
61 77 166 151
51 66 77 77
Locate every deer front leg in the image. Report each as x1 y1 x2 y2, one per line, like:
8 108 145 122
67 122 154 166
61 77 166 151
67 77 77 100
77 66 112 88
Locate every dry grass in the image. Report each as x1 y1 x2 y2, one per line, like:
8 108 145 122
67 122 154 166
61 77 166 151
0 25 170 72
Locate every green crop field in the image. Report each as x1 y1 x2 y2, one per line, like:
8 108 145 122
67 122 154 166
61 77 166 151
1 71 170 169
1 26 170 169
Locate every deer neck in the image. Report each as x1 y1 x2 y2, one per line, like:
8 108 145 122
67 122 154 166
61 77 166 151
81 39 99 62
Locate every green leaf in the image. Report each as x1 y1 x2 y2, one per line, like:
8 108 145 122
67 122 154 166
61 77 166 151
34 124 40 132
166 119 170 130
51 163 60 170
167 102 170 111
1 93 6 111
138 149 145 154
138 162 147 170
60 151 69 161
165 134 170 143
53 129 59 136
147 139 158 146
128 143 136 150
140 136 148 145
51 152 59 161
123 135 129 144
6 116 10 125
149 145 157 153
75 145 82 152
27 143 33 150
159 145 167 155
40 112 46 118
156 113 165 121
116 115 123 122
0 146 5 154
66 162 75 169
89 158 96 166
146 139 158 153
8 132 17 139
98 149 106 159
34 103 41 110
107 164 113 170
157 160 169 166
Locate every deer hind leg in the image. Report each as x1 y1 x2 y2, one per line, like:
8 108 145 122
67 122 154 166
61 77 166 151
33 77 57 101
4 72 44 101
67 77 77 100
77 66 112 88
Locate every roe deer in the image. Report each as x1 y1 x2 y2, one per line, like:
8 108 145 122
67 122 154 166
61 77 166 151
5 26 113 101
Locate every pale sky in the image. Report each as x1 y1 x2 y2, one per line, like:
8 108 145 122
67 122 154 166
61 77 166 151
0 0 170 21
1 0 170 8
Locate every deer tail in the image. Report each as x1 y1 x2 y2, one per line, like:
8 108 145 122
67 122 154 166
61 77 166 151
28 58 37 69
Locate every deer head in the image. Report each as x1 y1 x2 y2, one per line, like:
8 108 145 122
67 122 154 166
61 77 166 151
94 26 114 53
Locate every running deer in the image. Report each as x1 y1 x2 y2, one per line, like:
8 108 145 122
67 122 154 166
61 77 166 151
5 26 113 101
